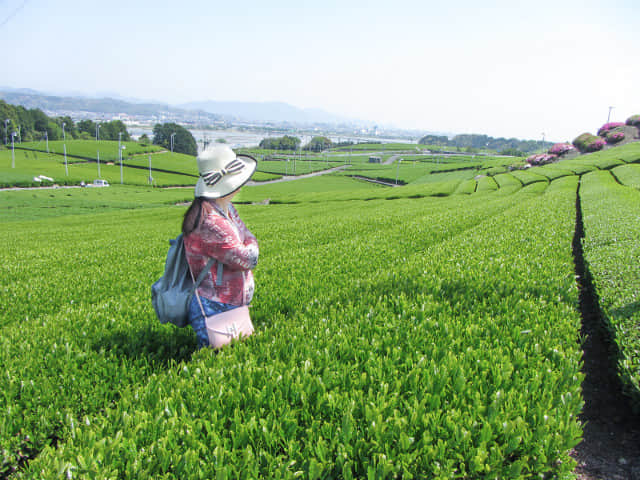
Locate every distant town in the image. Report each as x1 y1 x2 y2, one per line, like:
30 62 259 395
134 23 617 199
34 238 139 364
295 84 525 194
0 88 430 148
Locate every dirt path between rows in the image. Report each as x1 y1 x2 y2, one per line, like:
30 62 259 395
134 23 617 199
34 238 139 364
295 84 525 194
571 181 640 480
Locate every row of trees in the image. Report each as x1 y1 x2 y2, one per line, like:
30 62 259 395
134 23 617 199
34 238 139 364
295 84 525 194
75 119 130 141
1 100 198 156
259 135 301 151
1 100 66 143
152 123 198 156
0 100 134 143
418 133 552 155
258 135 336 152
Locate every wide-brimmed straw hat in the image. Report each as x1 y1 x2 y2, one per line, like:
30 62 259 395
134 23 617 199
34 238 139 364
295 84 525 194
194 145 257 199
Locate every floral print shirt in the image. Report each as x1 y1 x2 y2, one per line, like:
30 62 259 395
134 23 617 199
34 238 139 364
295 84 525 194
184 203 258 306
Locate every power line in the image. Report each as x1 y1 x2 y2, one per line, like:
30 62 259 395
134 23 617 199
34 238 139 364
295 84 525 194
0 1 29 29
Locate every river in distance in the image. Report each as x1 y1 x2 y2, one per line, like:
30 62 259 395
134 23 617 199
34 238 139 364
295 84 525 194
128 127 417 151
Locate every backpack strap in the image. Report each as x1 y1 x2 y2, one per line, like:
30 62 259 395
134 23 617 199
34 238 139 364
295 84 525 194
190 257 218 319
193 258 216 290
216 261 224 287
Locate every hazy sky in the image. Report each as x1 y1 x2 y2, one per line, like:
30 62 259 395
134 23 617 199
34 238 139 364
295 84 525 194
1 0 638 141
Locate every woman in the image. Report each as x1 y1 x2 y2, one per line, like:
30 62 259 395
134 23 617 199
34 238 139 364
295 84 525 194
182 145 259 348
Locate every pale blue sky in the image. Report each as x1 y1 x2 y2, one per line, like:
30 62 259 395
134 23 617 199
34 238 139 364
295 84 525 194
1 0 638 141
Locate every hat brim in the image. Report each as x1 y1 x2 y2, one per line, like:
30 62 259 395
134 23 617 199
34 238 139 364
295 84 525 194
195 154 257 199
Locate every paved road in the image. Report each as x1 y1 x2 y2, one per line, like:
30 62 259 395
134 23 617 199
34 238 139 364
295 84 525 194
246 164 351 185
0 185 83 192
383 154 402 165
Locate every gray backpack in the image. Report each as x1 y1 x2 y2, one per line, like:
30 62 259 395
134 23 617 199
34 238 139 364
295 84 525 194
151 234 214 327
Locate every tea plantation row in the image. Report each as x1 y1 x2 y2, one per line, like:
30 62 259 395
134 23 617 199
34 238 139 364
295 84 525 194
1 176 586 478
580 169 640 410
2 142 639 478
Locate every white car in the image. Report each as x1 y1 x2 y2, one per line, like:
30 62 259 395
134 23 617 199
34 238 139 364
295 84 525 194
92 179 110 187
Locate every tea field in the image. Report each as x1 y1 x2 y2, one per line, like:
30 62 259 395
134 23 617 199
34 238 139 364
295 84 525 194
1 141 639 478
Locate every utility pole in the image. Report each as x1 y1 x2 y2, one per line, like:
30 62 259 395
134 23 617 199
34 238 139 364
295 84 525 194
63 122 68 175
45 130 49 153
119 132 125 184
4 119 10 145
121 148 125 184
148 154 153 185
607 106 614 123
11 131 16 168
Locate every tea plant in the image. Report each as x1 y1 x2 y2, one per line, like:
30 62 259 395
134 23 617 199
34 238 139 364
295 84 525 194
611 164 640 190
1 175 586 478
580 171 640 410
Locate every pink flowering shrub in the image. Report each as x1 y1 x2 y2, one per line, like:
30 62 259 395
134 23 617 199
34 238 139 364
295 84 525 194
527 153 557 165
548 143 575 155
573 133 606 153
626 115 640 126
597 122 625 136
605 128 625 144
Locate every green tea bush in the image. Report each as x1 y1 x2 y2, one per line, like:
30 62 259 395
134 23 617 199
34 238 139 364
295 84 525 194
581 171 640 411
611 164 640 189
1 176 585 478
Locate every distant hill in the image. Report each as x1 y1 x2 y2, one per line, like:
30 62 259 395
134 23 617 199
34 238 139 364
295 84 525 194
179 100 349 125
0 88 350 126
0 88 222 122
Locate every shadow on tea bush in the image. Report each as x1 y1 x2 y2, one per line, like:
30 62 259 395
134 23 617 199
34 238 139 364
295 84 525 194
91 324 198 367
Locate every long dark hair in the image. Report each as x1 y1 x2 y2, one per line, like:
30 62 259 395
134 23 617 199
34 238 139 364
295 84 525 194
182 197 214 236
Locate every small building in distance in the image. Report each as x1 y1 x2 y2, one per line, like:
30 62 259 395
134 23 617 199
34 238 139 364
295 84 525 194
368 156 381 163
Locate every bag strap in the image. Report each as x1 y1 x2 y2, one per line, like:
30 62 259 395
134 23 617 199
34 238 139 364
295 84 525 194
193 258 215 290
216 261 224 287
189 258 216 318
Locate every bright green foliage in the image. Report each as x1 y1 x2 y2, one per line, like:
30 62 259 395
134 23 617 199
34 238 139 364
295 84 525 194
492 173 523 193
531 165 574 181
16 140 163 162
122 151 197 176
0 148 197 188
0 174 585 479
1 140 639 478
256 159 343 176
508 170 548 186
453 179 476 194
475 175 498 192
237 176 384 204
560 142 640 172
0 185 193 223
611 164 640 190
153 123 197 156
303 136 332 152
250 172 282 182
580 171 640 411
259 136 301 151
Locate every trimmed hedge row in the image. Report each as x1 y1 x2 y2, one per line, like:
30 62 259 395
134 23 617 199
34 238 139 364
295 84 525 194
580 171 640 412
1 180 585 478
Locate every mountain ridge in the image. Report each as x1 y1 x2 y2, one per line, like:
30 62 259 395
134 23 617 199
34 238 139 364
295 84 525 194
0 87 355 126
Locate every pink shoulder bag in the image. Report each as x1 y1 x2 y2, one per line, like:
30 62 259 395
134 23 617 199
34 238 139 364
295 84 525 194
191 261 254 349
